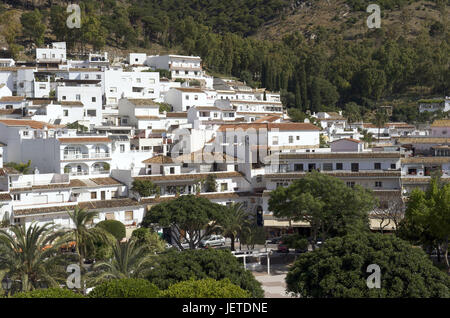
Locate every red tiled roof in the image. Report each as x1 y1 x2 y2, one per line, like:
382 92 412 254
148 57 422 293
0 96 25 102
0 119 59 129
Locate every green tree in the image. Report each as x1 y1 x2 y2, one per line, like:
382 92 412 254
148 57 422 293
240 225 266 250
88 278 160 298
204 174 218 192
0 223 66 292
141 195 223 250
217 203 248 251
131 227 166 254
63 207 107 269
286 233 450 297
269 171 375 245
147 249 264 297
398 176 450 271
343 102 362 124
96 220 126 241
131 179 160 197
13 288 85 298
373 108 389 142
5 160 32 174
90 239 155 283
162 278 251 298
20 9 46 46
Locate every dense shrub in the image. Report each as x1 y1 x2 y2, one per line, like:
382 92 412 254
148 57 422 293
162 278 251 298
286 233 450 298
13 288 85 298
96 220 126 241
147 249 264 297
88 278 161 298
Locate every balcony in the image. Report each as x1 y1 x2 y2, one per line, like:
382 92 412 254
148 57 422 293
63 152 111 160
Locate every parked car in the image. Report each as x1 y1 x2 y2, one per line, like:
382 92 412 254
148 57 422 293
277 242 289 253
266 237 282 244
200 235 226 247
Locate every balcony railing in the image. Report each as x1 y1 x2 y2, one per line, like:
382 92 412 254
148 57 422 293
91 170 109 175
63 153 110 160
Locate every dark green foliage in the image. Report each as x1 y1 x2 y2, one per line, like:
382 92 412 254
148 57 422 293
204 174 217 192
13 288 85 298
147 249 264 297
21 9 46 46
96 220 126 241
281 234 309 251
141 195 223 249
286 232 450 297
85 230 116 261
131 227 166 253
162 278 251 298
131 179 160 197
269 171 376 242
4 160 32 174
88 278 161 298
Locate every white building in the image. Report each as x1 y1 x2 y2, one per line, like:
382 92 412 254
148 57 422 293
164 87 212 112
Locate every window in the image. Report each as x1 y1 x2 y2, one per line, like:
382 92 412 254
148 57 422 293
391 163 396 169
96 75 101 80
194 95 198 100
351 163 359 172
23 131 29 136
125 211 133 221
220 183 228 191
105 212 115 220
87 110 96 117
272 136 278 145
294 164 304 172
13 194 21 201
62 96 66 100
296 136 300 140
170 167 175 174
39 84 46 89
110 87 117 93
308 163 316 172
76 94 81 101
374 163 381 170
375 181 383 188
289 136 294 143
111 191 118 198
84 74 89 79
336 163 343 170
323 163 333 171
92 97 96 102
63 110 69 117
147 89 154 94
120 144 125 153
213 112 218 118
346 182 355 188
91 192 97 199
256 175 262 183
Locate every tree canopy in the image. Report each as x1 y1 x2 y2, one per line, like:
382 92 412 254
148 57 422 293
162 278 251 298
269 171 376 243
286 232 450 298
146 248 264 297
141 195 224 250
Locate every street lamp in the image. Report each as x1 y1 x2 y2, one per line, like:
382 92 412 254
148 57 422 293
1 276 12 296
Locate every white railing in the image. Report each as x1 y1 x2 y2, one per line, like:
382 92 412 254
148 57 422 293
91 170 109 175
63 153 89 160
90 153 111 159
69 171 89 176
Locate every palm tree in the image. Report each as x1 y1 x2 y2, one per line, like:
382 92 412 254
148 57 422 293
373 108 389 142
218 203 249 251
0 222 66 292
63 207 107 268
361 129 375 148
89 239 155 283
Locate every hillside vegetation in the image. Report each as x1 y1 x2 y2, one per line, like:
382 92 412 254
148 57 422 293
0 0 448 123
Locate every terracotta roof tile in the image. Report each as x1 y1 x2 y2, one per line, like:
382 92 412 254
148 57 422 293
142 155 174 164
89 177 123 186
402 157 450 164
431 120 450 127
0 119 59 129
218 122 320 132
0 193 12 201
165 112 187 118
127 99 159 107
271 152 402 160
0 96 25 102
